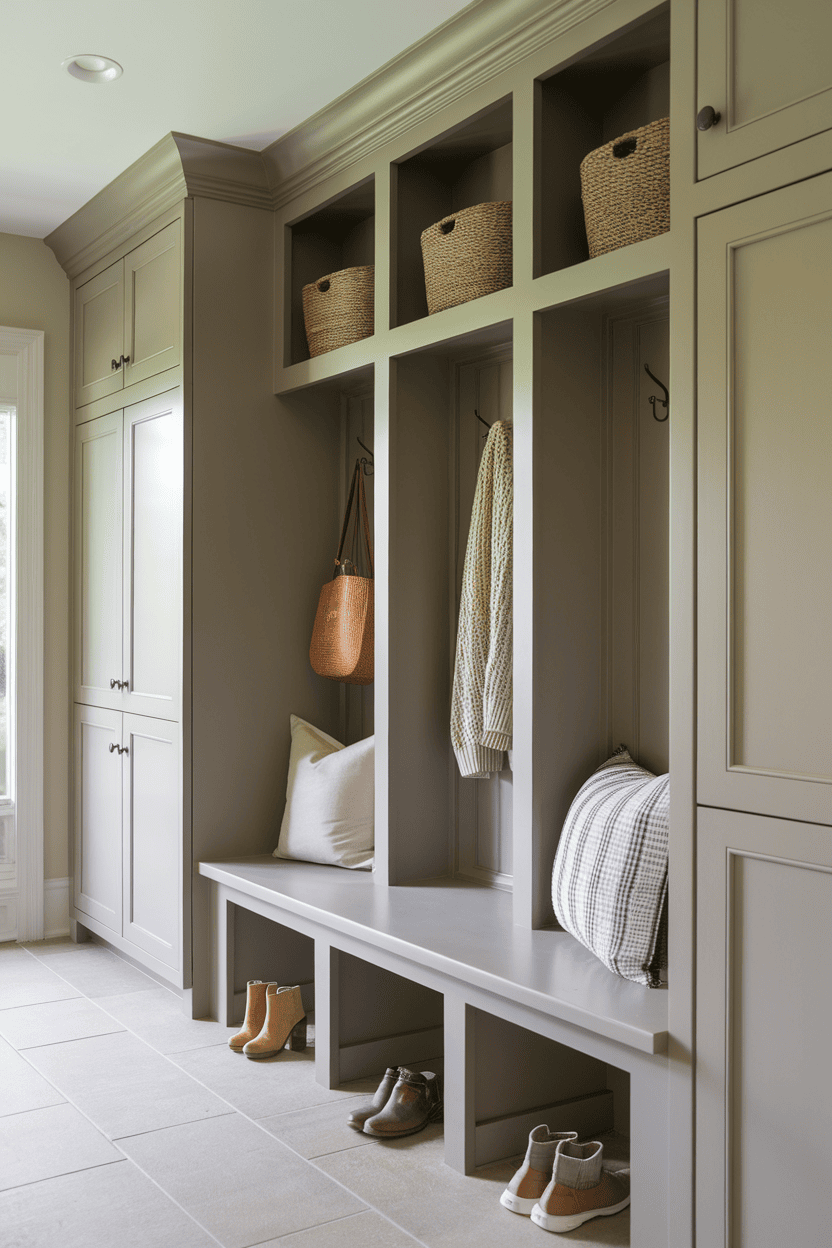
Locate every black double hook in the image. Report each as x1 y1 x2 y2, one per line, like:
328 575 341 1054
357 436 374 476
644 364 669 423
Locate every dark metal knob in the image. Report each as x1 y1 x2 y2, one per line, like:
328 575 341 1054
121 354 130 366
119 745 129 755
111 358 120 370
109 742 118 753
697 106 721 131
110 678 118 688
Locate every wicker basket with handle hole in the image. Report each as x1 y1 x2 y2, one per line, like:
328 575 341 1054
302 265 374 358
420 201 512 315
580 118 669 259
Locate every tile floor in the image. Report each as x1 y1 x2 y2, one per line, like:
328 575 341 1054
0 937 630 1247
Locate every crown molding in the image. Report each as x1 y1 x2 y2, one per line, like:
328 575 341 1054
45 132 270 279
262 0 617 209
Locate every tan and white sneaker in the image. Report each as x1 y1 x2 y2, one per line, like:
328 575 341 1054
531 1139 630 1233
499 1126 578 1215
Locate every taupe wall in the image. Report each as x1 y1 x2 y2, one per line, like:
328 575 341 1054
0 233 70 881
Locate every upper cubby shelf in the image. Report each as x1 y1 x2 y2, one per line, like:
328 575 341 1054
285 176 375 367
536 3 670 279
392 98 513 329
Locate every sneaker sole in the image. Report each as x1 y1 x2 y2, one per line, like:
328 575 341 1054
530 1195 630 1233
499 1191 539 1216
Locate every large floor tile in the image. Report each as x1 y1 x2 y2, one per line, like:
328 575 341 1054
0 1101 120 1190
0 1158 217 1247
25 1030 233 1139
170 1041 356 1119
0 1037 65 1117
20 936 87 956
34 945 157 997
317 1127 630 1248
96 985 238 1054
0 947 82 1009
119 1112 366 1248
256 1210 423 1248
258 1095 375 1159
0 995 124 1049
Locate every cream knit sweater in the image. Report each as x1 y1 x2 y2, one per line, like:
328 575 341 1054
451 420 513 778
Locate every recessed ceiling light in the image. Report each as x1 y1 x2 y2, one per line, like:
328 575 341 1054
61 54 123 84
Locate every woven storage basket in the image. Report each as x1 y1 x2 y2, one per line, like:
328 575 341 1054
580 118 669 259
420 201 512 314
302 265 374 357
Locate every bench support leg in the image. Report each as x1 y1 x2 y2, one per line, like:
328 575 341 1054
443 993 476 1175
629 1058 669 1248
314 942 340 1089
216 888 236 1027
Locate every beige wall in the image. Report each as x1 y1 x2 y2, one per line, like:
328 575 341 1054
0 233 70 880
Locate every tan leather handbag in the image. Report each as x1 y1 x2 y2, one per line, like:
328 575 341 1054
309 461 374 684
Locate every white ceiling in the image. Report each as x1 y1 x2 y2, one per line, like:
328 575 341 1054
4 0 475 239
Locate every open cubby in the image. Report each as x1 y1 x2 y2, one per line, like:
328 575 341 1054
336 951 444 1081
232 909 315 1016
536 4 670 277
286 177 375 366
393 99 513 328
525 273 669 925
472 1009 629 1168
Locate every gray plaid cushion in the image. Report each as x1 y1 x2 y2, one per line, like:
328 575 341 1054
551 747 669 987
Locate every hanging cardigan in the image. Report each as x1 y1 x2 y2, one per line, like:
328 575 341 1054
451 420 513 778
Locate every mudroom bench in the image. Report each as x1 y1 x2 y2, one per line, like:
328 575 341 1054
199 855 668 1246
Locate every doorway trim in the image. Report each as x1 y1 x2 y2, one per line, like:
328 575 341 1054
0 327 44 942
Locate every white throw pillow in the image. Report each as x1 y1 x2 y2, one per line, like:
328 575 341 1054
273 715 374 870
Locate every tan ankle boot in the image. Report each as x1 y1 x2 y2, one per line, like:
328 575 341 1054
228 980 275 1051
243 984 307 1059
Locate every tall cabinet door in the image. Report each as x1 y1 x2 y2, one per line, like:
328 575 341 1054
123 221 182 390
698 172 832 825
74 260 124 408
121 714 181 972
122 391 183 721
696 807 832 1248
697 0 832 178
74 412 124 712
74 705 122 932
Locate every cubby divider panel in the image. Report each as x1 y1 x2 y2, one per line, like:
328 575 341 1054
536 4 670 277
393 98 512 328
287 177 375 366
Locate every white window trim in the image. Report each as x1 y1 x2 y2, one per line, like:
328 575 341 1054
0 327 44 942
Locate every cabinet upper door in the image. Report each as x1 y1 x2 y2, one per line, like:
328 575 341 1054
123 221 182 390
696 806 832 1248
121 713 181 975
697 0 832 178
74 704 122 932
74 259 124 408
74 412 123 712
698 172 832 824
122 390 183 721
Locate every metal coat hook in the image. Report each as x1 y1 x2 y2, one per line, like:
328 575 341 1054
357 436 374 475
474 409 493 441
644 364 669 422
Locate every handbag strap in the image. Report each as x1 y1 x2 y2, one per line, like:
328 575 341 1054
335 460 374 578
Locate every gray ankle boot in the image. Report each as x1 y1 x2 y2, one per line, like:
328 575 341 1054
362 1068 442 1138
346 1067 399 1131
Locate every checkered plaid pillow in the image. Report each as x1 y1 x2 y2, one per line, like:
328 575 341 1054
551 747 669 987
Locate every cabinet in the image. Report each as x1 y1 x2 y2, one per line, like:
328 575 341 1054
73 704 181 972
74 220 181 408
696 0 832 179
697 172 832 825
74 390 183 723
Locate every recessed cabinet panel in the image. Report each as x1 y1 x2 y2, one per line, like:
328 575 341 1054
122 714 180 968
124 221 182 388
698 173 832 823
74 261 124 408
697 807 832 1248
697 0 832 177
74 705 122 932
74 412 123 711
123 392 183 721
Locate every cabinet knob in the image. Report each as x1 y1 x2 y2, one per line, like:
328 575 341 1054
110 677 128 689
111 358 120 371
121 354 130 367
697 105 721 131
119 745 129 755
109 742 118 753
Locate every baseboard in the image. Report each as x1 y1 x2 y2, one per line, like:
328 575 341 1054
339 1025 444 1082
44 878 70 939
475 1089 615 1167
